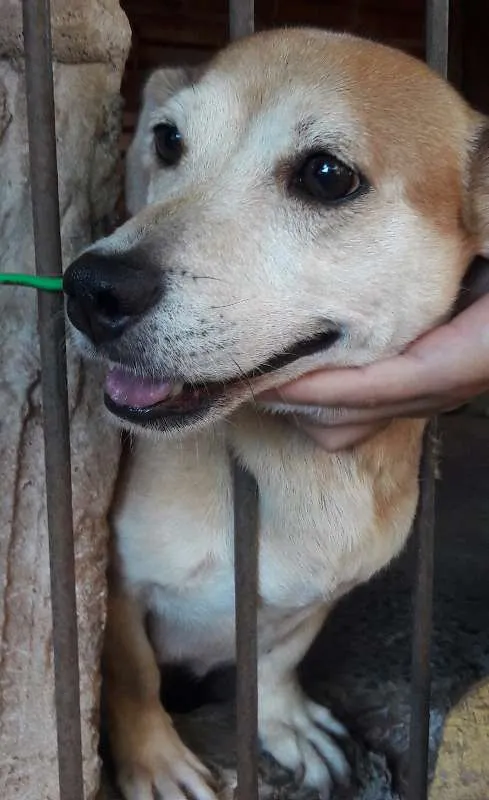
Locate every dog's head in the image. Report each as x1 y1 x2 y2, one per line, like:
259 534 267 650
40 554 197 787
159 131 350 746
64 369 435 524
64 28 489 436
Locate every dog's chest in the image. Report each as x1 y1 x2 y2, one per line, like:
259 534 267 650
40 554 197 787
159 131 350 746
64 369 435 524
113 419 418 671
115 422 381 619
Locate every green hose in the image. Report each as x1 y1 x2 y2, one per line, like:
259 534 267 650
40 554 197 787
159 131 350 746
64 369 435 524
0 273 64 292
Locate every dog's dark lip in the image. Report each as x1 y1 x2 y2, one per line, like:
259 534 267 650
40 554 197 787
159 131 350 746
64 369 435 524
104 392 213 428
104 328 340 428
249 328 340 378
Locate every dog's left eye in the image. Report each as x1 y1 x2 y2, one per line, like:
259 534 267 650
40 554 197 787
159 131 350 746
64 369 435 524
153 123 184 166
294 153 361 204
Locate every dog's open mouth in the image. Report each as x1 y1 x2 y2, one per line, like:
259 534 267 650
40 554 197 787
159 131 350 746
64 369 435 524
104 328 340 428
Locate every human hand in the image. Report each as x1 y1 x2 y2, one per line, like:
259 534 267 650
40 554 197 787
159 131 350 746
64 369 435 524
260 259 489 452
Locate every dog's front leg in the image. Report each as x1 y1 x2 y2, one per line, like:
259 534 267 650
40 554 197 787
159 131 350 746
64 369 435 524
103 583 217 800
258 606 350 798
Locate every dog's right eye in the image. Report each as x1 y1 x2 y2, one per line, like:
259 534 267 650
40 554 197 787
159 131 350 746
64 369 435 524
293 152 363 205
153 123 184 167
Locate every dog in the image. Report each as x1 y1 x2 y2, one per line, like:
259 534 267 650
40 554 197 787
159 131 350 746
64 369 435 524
63 27 489 800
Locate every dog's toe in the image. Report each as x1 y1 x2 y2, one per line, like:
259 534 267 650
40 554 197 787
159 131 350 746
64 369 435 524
264 725 335 795
259 689 350 797
119 753 217 800
153 762 218 800
112 706 218 800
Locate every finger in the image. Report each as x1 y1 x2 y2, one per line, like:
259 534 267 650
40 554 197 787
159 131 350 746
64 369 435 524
296 378 489 435
260 294 489 409
296 392 481 429
331 380 489 425
314 398 443 425
259 357 435 409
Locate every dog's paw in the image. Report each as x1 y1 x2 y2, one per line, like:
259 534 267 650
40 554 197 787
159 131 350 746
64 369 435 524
259 686 350 799
112 705 217 800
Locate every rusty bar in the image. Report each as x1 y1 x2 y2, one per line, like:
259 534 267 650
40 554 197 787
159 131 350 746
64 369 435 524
425 0 450 77
22 1 84 799
407 3 449 798
407 422 437 800
228 4 259 800
233 465 259 800
229 0 254 41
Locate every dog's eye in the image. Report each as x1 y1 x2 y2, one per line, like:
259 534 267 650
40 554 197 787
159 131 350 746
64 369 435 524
153 123 183 166
294 153 361 204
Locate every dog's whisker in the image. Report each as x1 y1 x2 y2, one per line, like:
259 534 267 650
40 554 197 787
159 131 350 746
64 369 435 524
191 274 228 283
229 356 259 410
210 298 251 310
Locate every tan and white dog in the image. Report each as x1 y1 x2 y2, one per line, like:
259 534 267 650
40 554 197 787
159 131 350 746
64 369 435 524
64 27 489 800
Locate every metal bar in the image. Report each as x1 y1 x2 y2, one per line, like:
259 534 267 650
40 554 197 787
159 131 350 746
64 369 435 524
228 5 259 800
229 0 254 41
22 2 84 799
425 0 450 78
407 3 449 797
233 465 259 800
407 423 437 800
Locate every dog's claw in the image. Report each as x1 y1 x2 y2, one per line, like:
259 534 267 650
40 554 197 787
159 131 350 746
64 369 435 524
318 784 333 800
259 686 350 796
294 762 306 785
308 701 348 740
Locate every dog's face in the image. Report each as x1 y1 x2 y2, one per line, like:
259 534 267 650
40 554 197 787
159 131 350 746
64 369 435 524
64 28 489 436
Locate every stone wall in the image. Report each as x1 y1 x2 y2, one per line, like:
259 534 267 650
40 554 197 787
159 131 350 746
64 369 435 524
0 2 130 798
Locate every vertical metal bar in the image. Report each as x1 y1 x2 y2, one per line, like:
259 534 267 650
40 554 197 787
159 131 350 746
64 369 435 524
407 424 437 800
22 2 84 799
228 5 259 800
407 3 449 798
233 465 259 800
425 0 450 77
229 0 254 41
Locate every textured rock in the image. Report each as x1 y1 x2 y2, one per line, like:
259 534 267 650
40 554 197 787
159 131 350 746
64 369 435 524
0 3 130 799
0 0 130 66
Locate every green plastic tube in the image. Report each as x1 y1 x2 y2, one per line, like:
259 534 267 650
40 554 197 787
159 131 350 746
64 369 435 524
0 273 64 292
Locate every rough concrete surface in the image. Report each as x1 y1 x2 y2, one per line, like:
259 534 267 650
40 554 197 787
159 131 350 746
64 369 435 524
0 2 130 798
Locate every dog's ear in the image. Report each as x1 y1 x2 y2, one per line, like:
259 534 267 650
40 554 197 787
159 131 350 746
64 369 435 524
125 67 199 215
467 119 489 258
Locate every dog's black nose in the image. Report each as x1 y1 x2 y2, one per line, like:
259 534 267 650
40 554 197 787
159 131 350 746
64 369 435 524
63 251 163 345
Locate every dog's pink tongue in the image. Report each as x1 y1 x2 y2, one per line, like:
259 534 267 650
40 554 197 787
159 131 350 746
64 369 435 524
105 367 173 408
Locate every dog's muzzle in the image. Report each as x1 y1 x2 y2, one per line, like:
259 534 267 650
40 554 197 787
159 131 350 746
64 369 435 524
64 249 340 433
